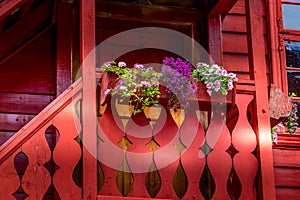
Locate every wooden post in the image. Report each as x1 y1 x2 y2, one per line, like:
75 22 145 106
80 0 97 199
208 15 223 65
245 0 276 199
56 1 73 96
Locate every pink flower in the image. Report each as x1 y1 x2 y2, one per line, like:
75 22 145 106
103 61 112 67
118 62 126 67
206 82 213 89
104 89 111 95
207 89 212 96
134 63 144 68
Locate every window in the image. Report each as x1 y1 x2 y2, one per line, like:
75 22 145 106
277 0 300 129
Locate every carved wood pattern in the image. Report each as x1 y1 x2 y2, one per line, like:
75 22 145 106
21 126 51 200
152 109 179 199
180 110 206 200
206 108 232 200
52 103 82 200
97 101 126 196
126 110 152 197
232 94 258 199
0 151 20 200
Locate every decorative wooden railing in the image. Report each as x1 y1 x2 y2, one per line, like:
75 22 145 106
0 71 260 199
0 78 82 200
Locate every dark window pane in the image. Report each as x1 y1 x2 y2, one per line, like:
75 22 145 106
285 41 300 68
287 70 300 96
282 4 300 30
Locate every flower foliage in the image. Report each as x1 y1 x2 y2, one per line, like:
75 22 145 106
192 63 238 96
161 57 196 109
282 101 299 134
102 61 161 114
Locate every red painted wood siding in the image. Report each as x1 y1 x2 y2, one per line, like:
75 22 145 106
273 146 300 200
222 0 269 82
0 29 56 199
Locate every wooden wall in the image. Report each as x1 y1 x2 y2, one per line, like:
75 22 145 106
222 0 269 83
273 145 300 200
0 29 56 199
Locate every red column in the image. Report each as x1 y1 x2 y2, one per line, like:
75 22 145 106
80 0 97 199
245 0 277 199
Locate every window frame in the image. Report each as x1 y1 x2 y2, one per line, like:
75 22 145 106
273 0 300 131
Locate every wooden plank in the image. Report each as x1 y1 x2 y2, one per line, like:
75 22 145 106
96 17 193 38
274 167 300 187
222 33 248 54
275 188 300 200
244 0 276 199
273 148 300 167
95 0 202 24
0 73 55 94
56 1 72 95
0 31 56 75
21 128 51 199
223 53 249 72
229 0 245 15
0 93 54 114
223 15 247 33
0 131 15 146
0 150 21 200
273 133 300 147
52 103 82 200
80 0 97 199
0 113 35 131
208 15 223 65
209 0 238 17
0 0 52 58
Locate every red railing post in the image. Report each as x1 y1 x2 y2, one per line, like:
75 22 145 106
80 0 97 198
245 0 277 199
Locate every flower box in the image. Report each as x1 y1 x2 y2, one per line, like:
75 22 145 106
99 72 236 111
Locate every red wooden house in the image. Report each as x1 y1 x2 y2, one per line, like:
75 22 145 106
0 0 300 199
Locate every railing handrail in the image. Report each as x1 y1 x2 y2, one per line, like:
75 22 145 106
0 77 82 164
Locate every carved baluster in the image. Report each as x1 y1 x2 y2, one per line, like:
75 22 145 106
0 151 21 199
232 94 258 199
155 108 181 199
21 126 51 199
180 109 206 200
206 107 232 200
97 100 124 196
52 104 82 200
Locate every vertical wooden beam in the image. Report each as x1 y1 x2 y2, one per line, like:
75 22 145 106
208 15 223 65
80 0 97 199
245 0 276 199
266 0 282 88
56 1 72 96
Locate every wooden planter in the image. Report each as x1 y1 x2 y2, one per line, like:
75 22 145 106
99 72 236 111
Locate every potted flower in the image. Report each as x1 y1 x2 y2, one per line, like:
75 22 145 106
100 58 237 113
101 61 161 114
192 62 237 96
160 57 237 110
161 57 196 110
